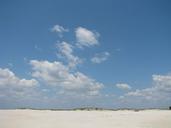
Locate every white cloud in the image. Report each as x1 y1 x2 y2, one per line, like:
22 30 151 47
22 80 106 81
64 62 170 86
51 24 69 37
121 73 171 102
30 60 103 96
75 27 99 48
0 68 38 88
152 74 171 90
116 83 131 90
91 52 110 64
56 41 82 68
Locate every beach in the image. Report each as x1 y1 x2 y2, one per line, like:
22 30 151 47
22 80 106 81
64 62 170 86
0 109 171 128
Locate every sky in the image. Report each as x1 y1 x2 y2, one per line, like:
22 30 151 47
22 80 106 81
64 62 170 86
0 0 171 109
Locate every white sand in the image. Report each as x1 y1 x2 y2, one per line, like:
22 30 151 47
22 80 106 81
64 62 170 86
0 109 171 128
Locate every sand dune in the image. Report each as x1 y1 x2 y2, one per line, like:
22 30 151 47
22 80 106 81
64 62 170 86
0 109 171 128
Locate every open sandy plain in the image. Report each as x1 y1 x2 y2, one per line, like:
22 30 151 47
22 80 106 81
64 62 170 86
0 109 171 128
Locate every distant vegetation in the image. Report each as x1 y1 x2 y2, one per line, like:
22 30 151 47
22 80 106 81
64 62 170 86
15 107 170 111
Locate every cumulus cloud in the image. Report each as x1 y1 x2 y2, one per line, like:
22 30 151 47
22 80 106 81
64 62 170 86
91 52 110 64
121 73 171 103
116 83 131 90
51 24 69 37
75 27 99 48
152 74 171 90
56 41 82 68
0 68 38 88
30 60 103 96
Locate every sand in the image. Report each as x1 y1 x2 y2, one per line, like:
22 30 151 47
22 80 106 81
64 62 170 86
0 109 171 128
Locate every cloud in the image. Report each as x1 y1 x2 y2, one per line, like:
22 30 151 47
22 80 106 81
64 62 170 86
56 41 82 68
91 52 110 64
75 27 99 48
121 73 171 104
0 68 38 88
152 74 171 90
30 60 103 96
51 25 69 37
116 83 131 90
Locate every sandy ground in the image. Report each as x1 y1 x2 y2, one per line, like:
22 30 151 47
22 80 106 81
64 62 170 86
0 109 171 128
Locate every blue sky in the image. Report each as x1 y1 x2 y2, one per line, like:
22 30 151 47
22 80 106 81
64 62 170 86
0 0 171 109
